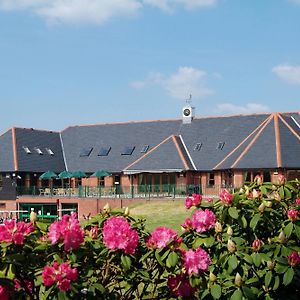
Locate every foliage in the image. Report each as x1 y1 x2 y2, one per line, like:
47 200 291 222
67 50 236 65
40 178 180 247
0 177 300 299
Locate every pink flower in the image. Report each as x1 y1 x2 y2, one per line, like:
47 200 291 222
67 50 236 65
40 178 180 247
42 261 78 292
277 174 286 185
168 274 195 297
89 226 99 239
287 209 299 221
103 216 139 254
183 248 211 274
191 209 216 233
181 218 193 231
252 239 263 251
14 279 33 292
0 219 34 245
249 189 261 199
147 227 177 249
0 285 10 300
219 189 234 206
254 175 263 185
295 199 300 205
185 194 202 209
288 251 300 267
48 213 84 252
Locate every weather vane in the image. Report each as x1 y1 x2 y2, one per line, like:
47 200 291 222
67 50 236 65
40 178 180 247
186 94 192 105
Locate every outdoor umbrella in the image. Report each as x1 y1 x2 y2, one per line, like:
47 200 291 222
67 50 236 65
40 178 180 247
39 171 58 180
58 171 73 188
72 171 87 178
58 171 73 179
91 170 112 177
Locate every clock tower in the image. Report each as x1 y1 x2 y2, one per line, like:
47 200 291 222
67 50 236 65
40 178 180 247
182 95 195 124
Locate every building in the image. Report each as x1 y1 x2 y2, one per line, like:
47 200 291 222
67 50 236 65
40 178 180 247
0 107 300 219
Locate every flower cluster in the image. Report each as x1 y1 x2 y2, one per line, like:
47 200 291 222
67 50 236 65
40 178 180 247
288 251 300 267
147 227 178 249
219 189 234 206
103 216 139 254
0 285 10 300
42 262 78 292
190 209 216 233
185 194 202 209
48 213 84 252
0 219 34 245
252 239 263 251
167 274 194 297
183 248 211 274
295 199 300 205
287 209 299 220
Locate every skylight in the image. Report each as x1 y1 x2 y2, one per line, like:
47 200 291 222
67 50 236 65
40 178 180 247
121 146 135 155
217 142 225 150
194 143 202 151
45 148 54 156
140 145 149 153
34 147 43 155
98 146 111 156
80 147 93 157
23 146 31 154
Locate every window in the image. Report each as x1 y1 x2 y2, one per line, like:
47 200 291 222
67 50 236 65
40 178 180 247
98 146 111 156
23 146 31 154
121 146 135 155
45 148 54 156
194 143 203 151
80 147 93 157
217 142 225 150
34 147 43 155
141 145 149 153
207 172 215 187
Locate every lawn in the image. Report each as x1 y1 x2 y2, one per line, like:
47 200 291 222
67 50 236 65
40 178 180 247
128 199 191 233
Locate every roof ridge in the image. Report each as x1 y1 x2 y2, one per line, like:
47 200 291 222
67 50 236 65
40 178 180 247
213 115 271 170
230 114 274 168
273 113 282 168
123 135 174 170
12 127 19 171
172 136 190 170
278 114 300 142
14 127 59 133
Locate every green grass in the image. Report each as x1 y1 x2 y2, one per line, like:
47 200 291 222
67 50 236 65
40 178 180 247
128 199 191 233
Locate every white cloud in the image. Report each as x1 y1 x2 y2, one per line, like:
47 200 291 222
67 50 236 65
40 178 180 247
272 64 300 85
215 103 270 115
144 0 218 12
0 0 142 24
0 0 219 24
131 67 213 100
289 0 300 5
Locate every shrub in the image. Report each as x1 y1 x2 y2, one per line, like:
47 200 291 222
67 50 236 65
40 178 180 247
0 178 299 299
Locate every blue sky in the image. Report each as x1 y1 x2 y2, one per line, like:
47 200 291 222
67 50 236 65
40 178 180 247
0 0 299 133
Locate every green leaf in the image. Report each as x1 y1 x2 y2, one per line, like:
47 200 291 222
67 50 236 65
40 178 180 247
230 288 243 300
273 276 280 290
241 216 247 228
211 284 222 299
155 249 164 267
36 221 48 232
259 185 267 195
275 263 288 274
121 255 132 271
228 255 238 270
283 267 294 286
265 271 272 288
93 283 105 293
242 286 257 299
284 222 293 238
243 254 253 264
58 291 68 300
166 252 178 268
251 253 262 267
250 214 261 229
279 186 285 199
284 187 292 199
229 207 239 219
294 225 300 240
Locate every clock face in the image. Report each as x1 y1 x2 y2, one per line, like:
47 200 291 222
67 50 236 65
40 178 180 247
183 108 191 116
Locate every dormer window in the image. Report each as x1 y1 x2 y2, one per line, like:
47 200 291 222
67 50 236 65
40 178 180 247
121 146 135 155
45 148 54 156
217 142 225 150
194 143 203 151
34 147 43 155
23 146 31 154
80 147 93 157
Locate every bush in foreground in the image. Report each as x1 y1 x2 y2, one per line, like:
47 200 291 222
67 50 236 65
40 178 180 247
0 177 300 299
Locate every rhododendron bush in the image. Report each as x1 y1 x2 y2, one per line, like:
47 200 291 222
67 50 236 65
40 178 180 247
0 179 300 299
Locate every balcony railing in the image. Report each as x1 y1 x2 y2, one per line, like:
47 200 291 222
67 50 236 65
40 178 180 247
16 184 234 199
